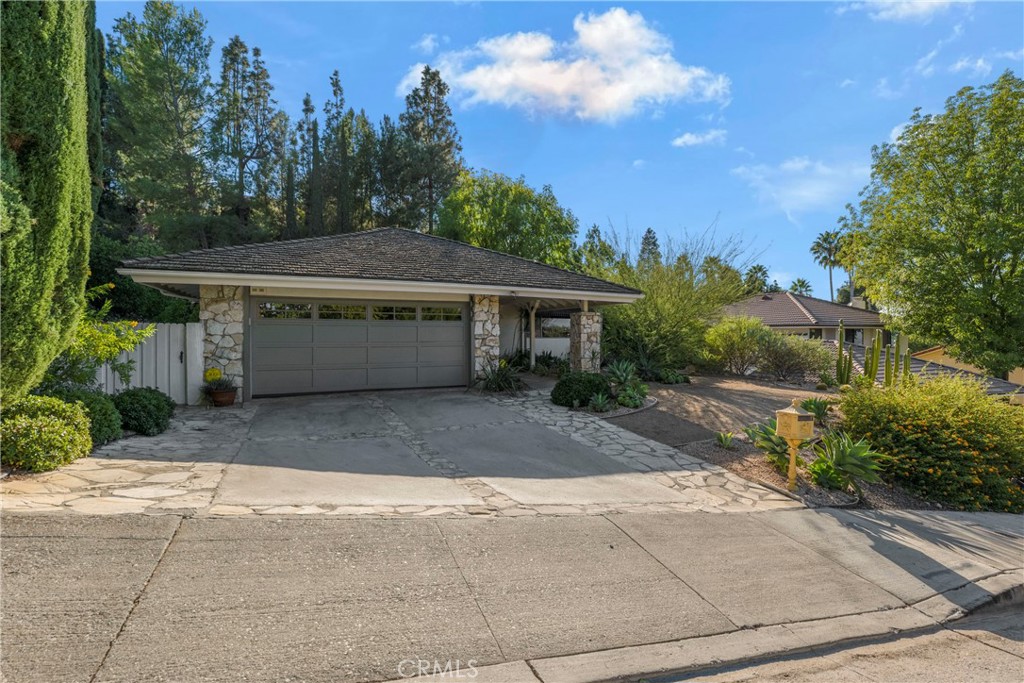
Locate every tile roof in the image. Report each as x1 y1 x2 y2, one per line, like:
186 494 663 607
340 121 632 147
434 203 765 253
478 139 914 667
823 341 1022 396
122 228 640 297
724 292 884 327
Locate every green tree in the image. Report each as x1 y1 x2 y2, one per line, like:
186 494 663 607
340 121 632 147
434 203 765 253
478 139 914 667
106 0 216 249
743 264 769 293
400 66 463 233
85 1 104 212
350 110 377 229
638 228 662 268
437 170 580 268
844 72 1024 376
789 278 813 296
1 0 93 400
297 94 324 236
578 224 619 275
810 230 842 301
375 114 413 227
322 71 354 234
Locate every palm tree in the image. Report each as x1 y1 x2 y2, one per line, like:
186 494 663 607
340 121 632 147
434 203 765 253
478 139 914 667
743 264 769 293
810 230 841 301
789 278 813 296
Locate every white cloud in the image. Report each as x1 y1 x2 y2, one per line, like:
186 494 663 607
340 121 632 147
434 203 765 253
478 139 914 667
413 34 439 55
838 1 965 23
734 146 755 158
671 129 727 148
632 159 646 170
874 77 907 99
839 78 857 88
396 7 731 122
950 56 992 77
997 48 1024 61
731 156 869 224
913 48 939 76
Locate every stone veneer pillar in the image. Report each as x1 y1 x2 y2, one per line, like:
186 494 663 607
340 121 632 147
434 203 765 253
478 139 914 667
472 294 500 379
570 311 602 373
199 285 245 391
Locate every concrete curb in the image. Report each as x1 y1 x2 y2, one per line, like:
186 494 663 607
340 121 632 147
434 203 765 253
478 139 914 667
523 574 1024 683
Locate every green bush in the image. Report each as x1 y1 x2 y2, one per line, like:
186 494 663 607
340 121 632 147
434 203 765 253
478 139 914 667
840 376 1024 512
477 360 524 394
112 387 175 436
551 372 611 408
617 386 644 409
47 388 122 446
808 431 885 495
1 396 92 471
757 333 831 382
659 368 687 384
704 316 770 375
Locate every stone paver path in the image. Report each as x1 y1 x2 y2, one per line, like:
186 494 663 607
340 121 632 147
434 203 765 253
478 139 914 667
1 390 799 517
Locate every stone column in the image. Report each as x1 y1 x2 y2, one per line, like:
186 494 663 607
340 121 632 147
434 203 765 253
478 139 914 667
198 285 245 391
570 311 602 373
472 294 500 379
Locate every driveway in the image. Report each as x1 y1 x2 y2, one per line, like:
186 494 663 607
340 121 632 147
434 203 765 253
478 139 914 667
1 389 800 517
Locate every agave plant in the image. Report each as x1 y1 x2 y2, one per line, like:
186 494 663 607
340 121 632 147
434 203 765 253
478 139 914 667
800 397 831 425
743 418 798 473
716 431 735 450
808 431 886 495
606 359 638 388
589 392 613 413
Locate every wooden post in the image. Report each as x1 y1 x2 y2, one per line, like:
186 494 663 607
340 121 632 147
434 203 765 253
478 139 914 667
528 301 539 370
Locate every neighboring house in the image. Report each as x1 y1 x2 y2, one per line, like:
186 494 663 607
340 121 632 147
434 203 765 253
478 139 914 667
913 346 1024 386
119 228 641 402
724 292 888 346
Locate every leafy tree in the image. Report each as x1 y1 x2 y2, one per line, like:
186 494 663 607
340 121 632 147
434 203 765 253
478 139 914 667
400 66 463 232
437 170 580 268
743 264 769 293
699 255 743 292
578 224 619 274
1 0 93 401
766 280 783 293
843 72 1024 376
789 278 813 296
106 0 216 249
810 230 842 301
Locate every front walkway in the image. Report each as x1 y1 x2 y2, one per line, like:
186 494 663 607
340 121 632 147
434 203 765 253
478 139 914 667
1 389 799 517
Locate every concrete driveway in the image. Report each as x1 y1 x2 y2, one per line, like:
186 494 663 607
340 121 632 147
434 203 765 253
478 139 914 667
1 389 800 517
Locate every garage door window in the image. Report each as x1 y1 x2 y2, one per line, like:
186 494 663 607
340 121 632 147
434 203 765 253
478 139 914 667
318 304 367 320
258 302 312 319
421 306 463 321
372 305 416 321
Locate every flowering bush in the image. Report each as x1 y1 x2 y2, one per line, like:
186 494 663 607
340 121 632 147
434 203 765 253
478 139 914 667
203 367 222 383
840 376 1024 513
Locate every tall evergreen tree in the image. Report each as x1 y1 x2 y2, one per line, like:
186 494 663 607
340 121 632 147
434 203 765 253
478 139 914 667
638 228 662 268
351 110 377 230
297 94 325 236
375 114 413 227
85 1 104 212
322 71 355 233
400 66 463 233
1 0 93 400
106 0 215 249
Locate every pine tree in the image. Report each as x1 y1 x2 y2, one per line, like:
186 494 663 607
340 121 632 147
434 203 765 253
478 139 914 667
400 66 463 233
322 71 355 234
351 110 377 230
638 228 662 268
1 0 93 400
298 94 325 236
375 114 413 227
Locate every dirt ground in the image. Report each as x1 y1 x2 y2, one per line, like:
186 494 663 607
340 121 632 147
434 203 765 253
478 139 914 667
607 374 826 447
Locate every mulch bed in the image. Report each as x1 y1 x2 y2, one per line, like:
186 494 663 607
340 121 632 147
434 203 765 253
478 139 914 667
683 438 939 511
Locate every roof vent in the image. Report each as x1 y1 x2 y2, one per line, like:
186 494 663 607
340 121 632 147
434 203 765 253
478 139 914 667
761 294 773 300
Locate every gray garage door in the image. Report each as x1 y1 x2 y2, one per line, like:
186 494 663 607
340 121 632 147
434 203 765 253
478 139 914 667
251 298 468 396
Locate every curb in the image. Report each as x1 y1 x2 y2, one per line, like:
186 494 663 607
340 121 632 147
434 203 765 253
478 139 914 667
523 573 1024 683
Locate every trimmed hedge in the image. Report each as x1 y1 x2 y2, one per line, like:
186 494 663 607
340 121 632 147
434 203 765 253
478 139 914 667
1 395 92 472
47 388 123 446
113 387 175 436
551 372 611 408
840 376 1024 513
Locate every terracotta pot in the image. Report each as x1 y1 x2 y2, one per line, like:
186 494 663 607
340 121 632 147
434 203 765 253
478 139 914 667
208 389 237 407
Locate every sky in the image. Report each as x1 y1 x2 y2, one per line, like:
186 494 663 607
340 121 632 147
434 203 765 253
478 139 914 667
95 0 1024 299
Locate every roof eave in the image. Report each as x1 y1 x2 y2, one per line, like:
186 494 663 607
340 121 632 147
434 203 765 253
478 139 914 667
116 268 644 305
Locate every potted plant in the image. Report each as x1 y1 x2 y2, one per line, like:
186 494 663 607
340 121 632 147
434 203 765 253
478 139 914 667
201 368 237 407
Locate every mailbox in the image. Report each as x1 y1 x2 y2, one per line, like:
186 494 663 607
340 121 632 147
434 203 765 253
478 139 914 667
776 399 814 441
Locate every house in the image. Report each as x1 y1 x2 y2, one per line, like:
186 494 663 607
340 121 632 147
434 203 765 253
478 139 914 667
913 346 1024 386
119 228 642 402
723 292 889 346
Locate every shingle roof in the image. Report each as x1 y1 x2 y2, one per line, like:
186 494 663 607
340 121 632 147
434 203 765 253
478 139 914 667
823 341 1022 396
724 292 883 327
122 228 640 296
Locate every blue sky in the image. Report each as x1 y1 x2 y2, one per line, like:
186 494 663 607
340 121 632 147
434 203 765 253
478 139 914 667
96 1 1023 298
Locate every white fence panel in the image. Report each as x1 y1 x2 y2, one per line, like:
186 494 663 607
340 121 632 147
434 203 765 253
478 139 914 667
94 322 204 405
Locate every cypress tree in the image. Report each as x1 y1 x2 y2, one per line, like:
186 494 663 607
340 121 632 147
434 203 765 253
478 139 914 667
85 1 103 212
1 0 92 401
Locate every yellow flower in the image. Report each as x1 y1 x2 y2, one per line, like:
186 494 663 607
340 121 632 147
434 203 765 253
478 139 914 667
204 367 223 382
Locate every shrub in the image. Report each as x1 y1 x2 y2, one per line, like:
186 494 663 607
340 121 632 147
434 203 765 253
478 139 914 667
744 418 803 474
551 372 611 408
840 376 1024 512
1 396 92 471
477 360 524 394
46 388 122 446
589 392 613 413
716 431 734 449
704 316 771 375
112 387 175 436
808 431 885 495
659 368 687 384
617 386 644 409
757 333 831 382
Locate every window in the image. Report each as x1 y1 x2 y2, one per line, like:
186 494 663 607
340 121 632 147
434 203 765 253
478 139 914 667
808 329 822 339
421 306 463 321
318 304 367 320
372 305 416 321
258 302 312 319
540 318 570 338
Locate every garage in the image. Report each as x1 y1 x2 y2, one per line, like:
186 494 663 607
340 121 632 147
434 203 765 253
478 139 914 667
251 298 468 396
